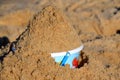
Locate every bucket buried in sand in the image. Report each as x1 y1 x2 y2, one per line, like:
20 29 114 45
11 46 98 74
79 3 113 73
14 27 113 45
51 45 84 68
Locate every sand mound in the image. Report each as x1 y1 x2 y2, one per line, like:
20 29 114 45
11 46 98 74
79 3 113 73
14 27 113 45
16 6 82 53
0 1 120 80
0 6 82 80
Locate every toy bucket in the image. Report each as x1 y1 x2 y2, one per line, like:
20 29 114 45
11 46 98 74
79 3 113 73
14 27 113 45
51 45 84 68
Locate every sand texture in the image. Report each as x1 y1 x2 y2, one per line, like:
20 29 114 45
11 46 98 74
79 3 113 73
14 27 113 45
0 0 120 80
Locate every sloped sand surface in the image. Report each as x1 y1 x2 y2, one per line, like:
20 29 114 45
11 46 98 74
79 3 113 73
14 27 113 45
0 0 120 80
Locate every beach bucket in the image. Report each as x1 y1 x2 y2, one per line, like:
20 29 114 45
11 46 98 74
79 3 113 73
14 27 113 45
51 45 84 68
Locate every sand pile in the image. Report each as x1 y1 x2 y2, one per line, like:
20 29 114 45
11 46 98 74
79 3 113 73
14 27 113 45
0 1 120 80
0 6 83 80
15 6 82 53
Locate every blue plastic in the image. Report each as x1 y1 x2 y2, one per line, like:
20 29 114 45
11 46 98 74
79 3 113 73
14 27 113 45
60 52 70 66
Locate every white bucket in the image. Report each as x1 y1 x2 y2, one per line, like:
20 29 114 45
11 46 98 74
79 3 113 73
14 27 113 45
51 45 84 68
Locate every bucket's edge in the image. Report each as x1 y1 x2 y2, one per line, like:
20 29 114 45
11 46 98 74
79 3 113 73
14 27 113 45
51 45 84 57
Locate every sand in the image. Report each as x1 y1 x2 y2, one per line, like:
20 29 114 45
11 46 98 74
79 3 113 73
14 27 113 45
0 9 34 41
0 0 120 80
15 6 81 53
